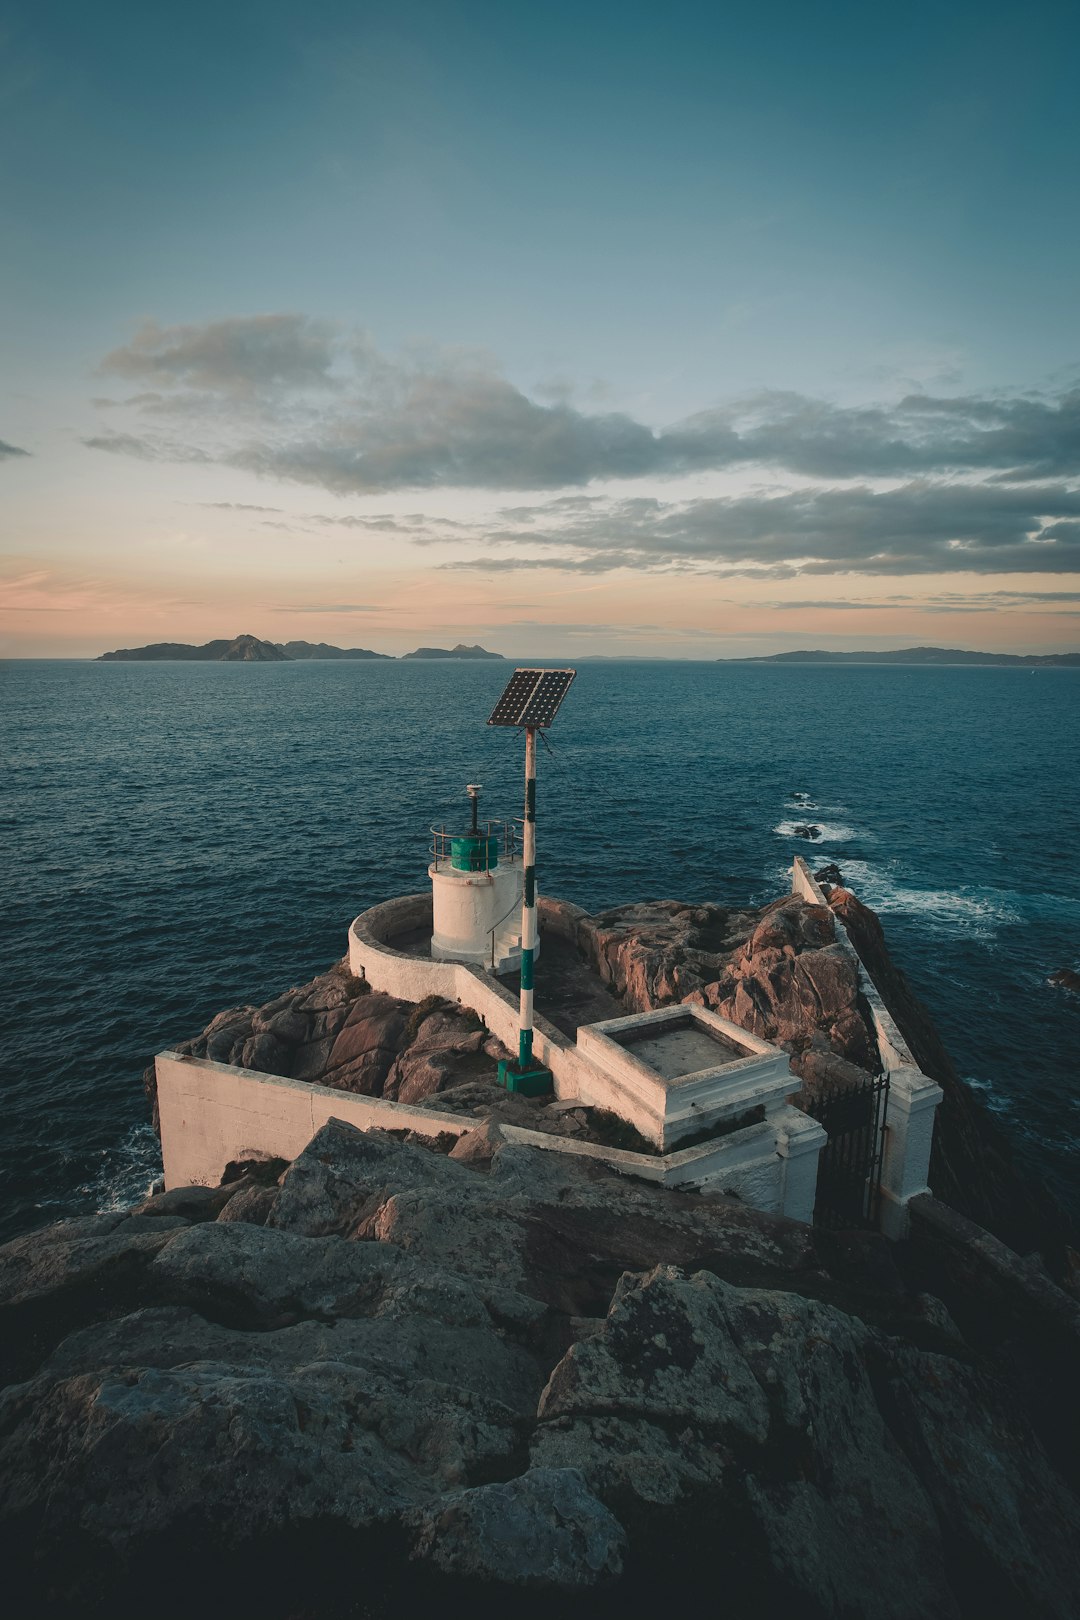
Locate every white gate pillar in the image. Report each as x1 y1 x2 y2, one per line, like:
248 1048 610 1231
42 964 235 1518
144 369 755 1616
879 1065 944 1238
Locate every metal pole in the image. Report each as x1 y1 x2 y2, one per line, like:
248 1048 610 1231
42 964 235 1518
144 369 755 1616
518 726 537 1069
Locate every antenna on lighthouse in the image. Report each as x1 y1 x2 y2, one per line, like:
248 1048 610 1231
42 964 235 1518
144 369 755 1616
487 667 577 1095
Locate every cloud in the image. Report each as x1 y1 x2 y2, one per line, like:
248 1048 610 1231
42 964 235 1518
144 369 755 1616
749 590 1080 612
307 511 470 533
87 314 1080 495
196 501 283 513
1 439 30 459
80 316 1080 583
98 314 340 398
83 432 211 464
439 482 1080 577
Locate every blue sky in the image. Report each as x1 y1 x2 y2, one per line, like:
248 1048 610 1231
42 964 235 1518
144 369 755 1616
3 0 1080 655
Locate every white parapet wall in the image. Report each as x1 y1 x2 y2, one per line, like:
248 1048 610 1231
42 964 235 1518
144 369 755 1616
791 855 944 1237
155 1049 822 1218
151 889 830 1226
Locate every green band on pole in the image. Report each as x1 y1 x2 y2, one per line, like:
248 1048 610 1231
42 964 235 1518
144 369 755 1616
518 1028 533 1067
524 867 535 906
520 947 534 990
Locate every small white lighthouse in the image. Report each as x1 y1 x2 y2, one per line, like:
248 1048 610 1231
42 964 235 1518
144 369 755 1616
429 785 529 974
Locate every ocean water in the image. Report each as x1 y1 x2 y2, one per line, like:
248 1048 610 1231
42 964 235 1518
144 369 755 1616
2 657 1080 1241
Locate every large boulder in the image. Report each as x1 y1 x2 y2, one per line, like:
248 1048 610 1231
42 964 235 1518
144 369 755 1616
2 1120 1079 1617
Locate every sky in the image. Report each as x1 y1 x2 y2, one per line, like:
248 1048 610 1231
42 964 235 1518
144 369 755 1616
2 0 1080 658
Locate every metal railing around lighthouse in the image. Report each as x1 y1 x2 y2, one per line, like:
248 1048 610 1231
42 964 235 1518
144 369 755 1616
428 819 518 872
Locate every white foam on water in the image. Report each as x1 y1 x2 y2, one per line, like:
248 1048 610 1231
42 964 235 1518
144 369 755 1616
78 1122 164 1214
772 819 860 843
837 860 1023 939
963 1074 1012 1114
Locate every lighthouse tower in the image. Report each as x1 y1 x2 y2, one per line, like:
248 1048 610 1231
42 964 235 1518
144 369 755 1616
429 785 528 974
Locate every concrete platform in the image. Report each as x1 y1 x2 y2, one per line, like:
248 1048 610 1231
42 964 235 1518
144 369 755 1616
576 1004 795 1152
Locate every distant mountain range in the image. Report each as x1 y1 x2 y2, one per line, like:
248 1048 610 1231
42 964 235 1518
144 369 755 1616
726 646 1080 667
97 635 503 662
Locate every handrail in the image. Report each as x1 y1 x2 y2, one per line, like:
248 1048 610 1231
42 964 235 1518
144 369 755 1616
487 891 523 968
429 818 518 872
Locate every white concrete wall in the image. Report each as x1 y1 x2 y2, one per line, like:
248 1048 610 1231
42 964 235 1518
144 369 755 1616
155 1048 817 1212
791 855 943 1236
157 1051 474 1189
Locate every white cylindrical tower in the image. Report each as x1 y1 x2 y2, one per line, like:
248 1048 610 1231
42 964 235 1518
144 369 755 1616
429 786 528 973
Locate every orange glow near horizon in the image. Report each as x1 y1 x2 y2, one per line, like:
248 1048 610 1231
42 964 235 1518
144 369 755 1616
1 554 1076 659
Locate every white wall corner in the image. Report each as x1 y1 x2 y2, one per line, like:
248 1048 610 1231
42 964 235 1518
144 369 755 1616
774 1103 828 1224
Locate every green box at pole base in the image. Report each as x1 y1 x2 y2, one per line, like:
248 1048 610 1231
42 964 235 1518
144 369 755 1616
497 1058 553 1097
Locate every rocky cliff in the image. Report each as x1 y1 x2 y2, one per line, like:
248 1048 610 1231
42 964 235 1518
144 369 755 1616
3 888 1079 1618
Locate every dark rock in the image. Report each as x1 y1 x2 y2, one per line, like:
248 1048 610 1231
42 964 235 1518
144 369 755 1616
448 1120 507 1169
323 991 408 1093
407 1466 625 1585
3 1123 1080 1616
216 1184 279 1226
239 1029 290 1074
1049 967 1080 995
792 823 822 840
130 1183 240 1222
220 1152 288 1186
538 1266 770 1440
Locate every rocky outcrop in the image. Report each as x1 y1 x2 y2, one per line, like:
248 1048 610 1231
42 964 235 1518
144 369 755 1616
548 894 880 1076
147 975 508 1122
2 1119 1079 1618
147 976 647 1152
155 883 1075 1268
544 890 1078 1273
401 643 504 659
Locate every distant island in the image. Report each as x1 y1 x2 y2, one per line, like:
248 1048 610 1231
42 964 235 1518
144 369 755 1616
275 640 391 661
726 645 1080 667
97 635 502 662
401 643 505 660
99 634 290 663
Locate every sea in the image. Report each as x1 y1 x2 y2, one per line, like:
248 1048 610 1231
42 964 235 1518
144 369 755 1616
3 657 1080 1242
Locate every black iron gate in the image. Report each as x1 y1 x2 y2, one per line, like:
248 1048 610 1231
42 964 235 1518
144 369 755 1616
803 1073 889 1230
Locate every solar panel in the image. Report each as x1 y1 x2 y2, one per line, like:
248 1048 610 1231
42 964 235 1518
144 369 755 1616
487 668 576 727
